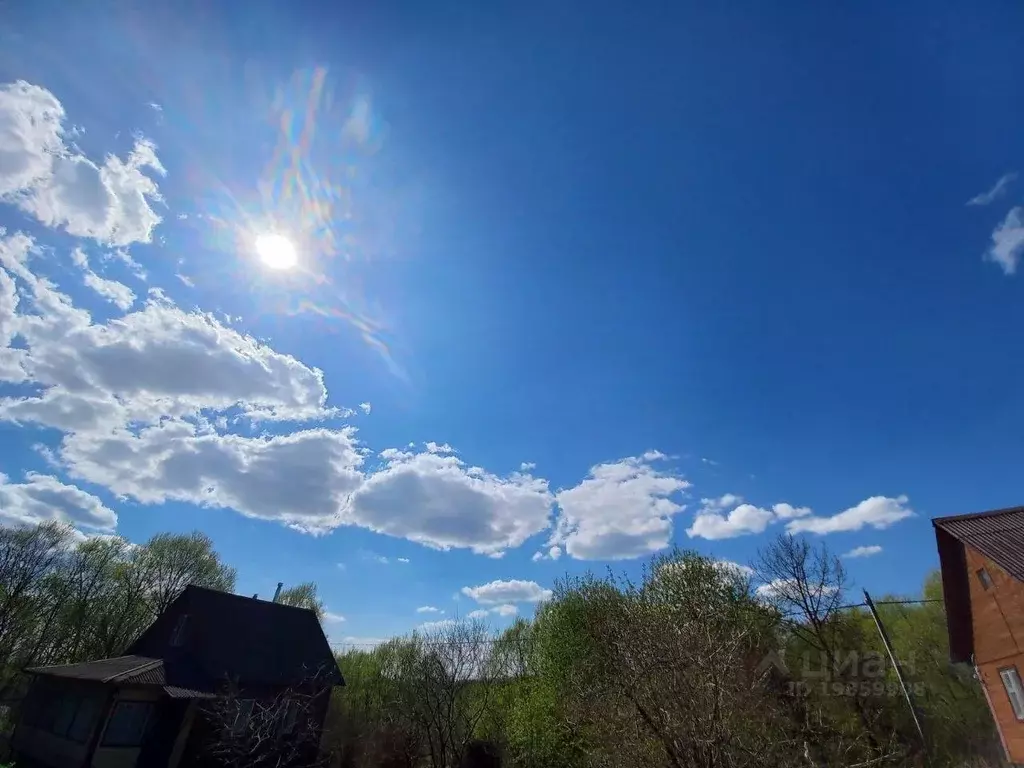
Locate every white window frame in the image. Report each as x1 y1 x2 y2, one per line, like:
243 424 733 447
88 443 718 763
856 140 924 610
999 666 1024 720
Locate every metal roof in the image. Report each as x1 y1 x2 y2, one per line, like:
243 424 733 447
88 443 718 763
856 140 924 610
933 506 1024 582
27 655 162 683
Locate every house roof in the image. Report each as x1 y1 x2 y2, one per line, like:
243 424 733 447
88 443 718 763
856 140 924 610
128 584 344 688
26 655 216 698
28 655 162 683
933 506 1024 663
933 506 1024 581
29 585 344 696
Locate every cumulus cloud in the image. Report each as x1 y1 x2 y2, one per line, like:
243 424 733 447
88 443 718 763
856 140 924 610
0 82 64 197
461 579 552 605
550 452 690 560
968 172 1017 206
322 611 346 623
0 471 116 530
0 256 331 426
986 207 1024 275
467 604 518 620
687 494 912 540
416 606 443 614
61 421 363 532
0 82 165 246
344 449 552 555
786 496 913 535
359 402 371 414
687 497 774 540
843 545 883 558
713 560 754 578
81 269 135 311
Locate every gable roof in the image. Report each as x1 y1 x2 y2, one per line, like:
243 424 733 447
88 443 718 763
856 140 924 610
933 506 1024 663
128 585 344 688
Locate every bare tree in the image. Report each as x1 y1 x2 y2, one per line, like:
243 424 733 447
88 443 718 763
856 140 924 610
756 534 904 765
203 667 335 768
410 619 499 768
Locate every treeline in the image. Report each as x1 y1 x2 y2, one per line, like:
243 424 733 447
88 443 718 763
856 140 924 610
0 523 237 701
0 521 1006 767
326 538 1005 768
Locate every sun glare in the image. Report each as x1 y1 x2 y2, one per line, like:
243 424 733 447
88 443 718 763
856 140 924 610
255 233 298 271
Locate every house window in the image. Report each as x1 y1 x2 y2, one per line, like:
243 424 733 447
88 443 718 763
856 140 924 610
977 567 994 590
67 694 103 743
999 667 1024 720
101 701 154 747
170 614 189 647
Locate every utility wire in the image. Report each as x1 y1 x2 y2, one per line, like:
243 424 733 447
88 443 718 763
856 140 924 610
332 598 945 650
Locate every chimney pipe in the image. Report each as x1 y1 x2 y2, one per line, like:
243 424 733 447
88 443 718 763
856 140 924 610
272 582 283 603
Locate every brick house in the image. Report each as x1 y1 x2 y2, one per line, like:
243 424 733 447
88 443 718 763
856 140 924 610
11 585 344 768
934 507 1024 765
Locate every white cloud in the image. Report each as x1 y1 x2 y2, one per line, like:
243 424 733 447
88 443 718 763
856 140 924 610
416 606 443 614
0 471 116 531
786 495 913 535
771 502 811 519
0 82 64 197
0 260 332 426
396 557 410 564
60 421 363 532
344 449 552 555
520 461 536 471
358 402 371 414
461 579 552 605
687 500 774 540
82 270 135 311
756 578 837 601
986 207 1024 275
713 560 754 578
968 172 1017 206
175 273 195 288
419 619 458 632
843 545 883 559
323 611 346 623
548 545 561 560
0 82 165 246
424 441 455 455
551 452 690 560
466 604 519 619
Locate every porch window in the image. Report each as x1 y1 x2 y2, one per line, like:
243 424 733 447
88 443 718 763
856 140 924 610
999 666 1024 720
21 681 103 743
102 700 154 746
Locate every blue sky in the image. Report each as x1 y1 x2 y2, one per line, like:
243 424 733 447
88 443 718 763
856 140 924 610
2 1 1023 647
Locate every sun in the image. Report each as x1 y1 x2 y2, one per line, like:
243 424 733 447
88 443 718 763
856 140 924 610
254 233 298 271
